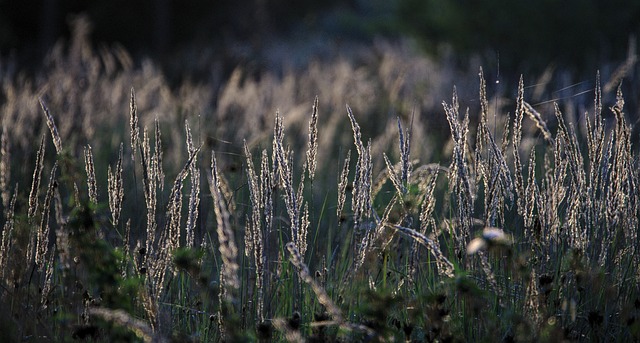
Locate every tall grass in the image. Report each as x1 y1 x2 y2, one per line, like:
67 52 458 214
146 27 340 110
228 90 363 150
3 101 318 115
1 18 640 343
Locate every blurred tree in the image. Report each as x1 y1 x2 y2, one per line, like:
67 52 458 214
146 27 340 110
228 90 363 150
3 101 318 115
396 0 640 74
0 0 350 61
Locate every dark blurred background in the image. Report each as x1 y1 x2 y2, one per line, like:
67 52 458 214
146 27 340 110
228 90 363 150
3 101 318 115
0 0 639 79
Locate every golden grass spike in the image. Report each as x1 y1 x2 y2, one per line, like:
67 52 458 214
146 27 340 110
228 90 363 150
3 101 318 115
36 162 57 271
129 87 139 163
108 143 124 226
522 101 553 143
306 96 319 180
443 87 473 250
260 149 273 235
154 117 164 191
28 136 46 220
244 140 259 258
383 153 406 204
512 76 525 216
524 148 538 232
336 150 351 220
84 145 97 204
41 244 56 309
185 120 200 248
398 115 412 185
39 98 62 154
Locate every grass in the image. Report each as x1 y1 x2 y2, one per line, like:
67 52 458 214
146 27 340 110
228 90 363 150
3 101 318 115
1 20 640 343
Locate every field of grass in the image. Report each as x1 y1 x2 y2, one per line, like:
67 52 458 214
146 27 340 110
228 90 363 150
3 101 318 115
1 21 640 343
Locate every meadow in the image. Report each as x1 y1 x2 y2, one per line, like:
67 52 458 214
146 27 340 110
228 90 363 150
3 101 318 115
1 21 639 342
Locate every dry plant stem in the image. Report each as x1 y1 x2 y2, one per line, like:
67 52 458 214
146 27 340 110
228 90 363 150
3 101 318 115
383 153 406 201
35 162 58 271
28 136 46 220
286 242 343 322
142 129 158 267
287 242 376 337
397 116 412 185
122 219 131 279
273 112 305 252
185 120 200 247
415 164 445 234
140 128 153 209
443 88 472 250
39 98 62 154
474 68 492 205
154 118 165 190
554 103 587 250
524 148 538 233
347 105 373 233
522 101 553 143
108 143 124 226
146 142 198 327
129 87 139 163
210 151 240 340
476 70 514 227
356 197 397 272
259 148 273 318
336 150 351 220
244 140 259 258
299 203 310 259
608 86 636 244
53 187 70 269
210 151 240 295
512 76 526 216
388 224 455 278
586 73 606 239
90 307 163 343
41 244 55 309
0 123 9 209
84 145 97 204
412 166 440 280
166 146 198 253
306 96 319 180
0 187 17 278
243 140 265 323
260 149 273 234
